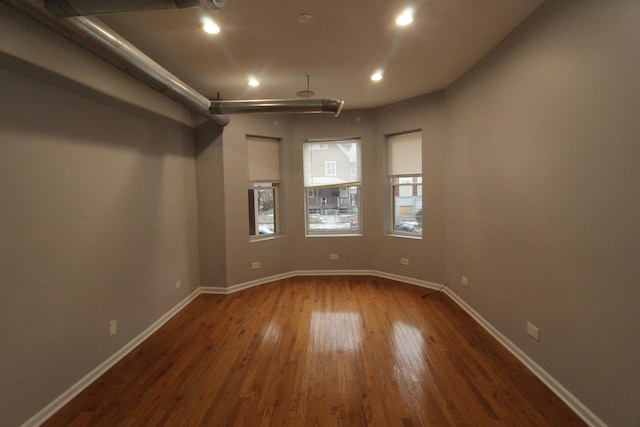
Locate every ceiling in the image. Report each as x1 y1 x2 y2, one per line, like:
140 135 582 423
97 0 544 111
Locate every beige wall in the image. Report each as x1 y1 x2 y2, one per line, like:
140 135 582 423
444 1 640 426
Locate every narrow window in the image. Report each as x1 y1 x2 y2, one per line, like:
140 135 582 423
247 136 280 238
325 161 337 176
303 138 361 235
388 132 422 237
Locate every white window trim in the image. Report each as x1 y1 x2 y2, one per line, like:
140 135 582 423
249 182 280 241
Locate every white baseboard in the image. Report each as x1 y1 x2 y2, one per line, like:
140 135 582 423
200 270 443 295
200 271 297 294
20 289 200 427
24 271 603 427
445 289 606 427
198 285 229 294
369 270 443 290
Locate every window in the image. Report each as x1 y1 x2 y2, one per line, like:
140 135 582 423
325 161 337 176
248 183 277 236
388 132 422 236
303 138 361 235
247 136 280 238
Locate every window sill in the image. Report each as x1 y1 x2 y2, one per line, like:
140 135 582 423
249 234 284 243
385 233 422 240
305 233 363 238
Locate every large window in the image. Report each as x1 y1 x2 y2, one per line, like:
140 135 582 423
247 136 280 238
303 138 361 235
388 132 422 236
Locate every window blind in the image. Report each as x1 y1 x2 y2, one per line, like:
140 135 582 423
247 136 280 182
303 139 361 187
388 132 422 176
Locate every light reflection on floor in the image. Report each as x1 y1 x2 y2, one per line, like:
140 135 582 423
307 311 362 353
261 320 280 344
392 322 426 385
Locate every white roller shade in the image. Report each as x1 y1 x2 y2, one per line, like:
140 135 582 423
247 136 280 182
303 139 361 187
388 132 422 176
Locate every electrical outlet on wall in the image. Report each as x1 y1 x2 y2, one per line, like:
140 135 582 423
175 281 182 289
109 319 117 337
527 322 540 341
400 258 409 265
461 275 469 287
329 253 339 260
251 261 261 270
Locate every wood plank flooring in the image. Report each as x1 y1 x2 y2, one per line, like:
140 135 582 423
43 276 586 426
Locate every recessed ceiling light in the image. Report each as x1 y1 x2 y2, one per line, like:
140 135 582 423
248 77 260 87
371 71 383 82
396 10 414 26
203 21 220 34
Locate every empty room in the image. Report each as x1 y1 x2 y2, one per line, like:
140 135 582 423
1 1 638 426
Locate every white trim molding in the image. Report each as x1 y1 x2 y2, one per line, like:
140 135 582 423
200 270 443 295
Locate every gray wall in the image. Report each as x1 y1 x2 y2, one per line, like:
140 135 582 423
0 4 193 127
219 114 294 285
0 42 199 427
444 1 640 426
372 93 447 282
194 121 227 286
3 0 639 425
198 106 448 286
289 110 378 272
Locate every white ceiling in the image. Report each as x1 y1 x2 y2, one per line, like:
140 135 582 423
98 0 543 111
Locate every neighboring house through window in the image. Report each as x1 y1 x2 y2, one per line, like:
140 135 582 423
303 138 361 235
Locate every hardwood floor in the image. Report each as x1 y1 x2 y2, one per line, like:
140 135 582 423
43 276 586 426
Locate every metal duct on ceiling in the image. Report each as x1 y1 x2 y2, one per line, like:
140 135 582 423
4 0 230 127
211 99 344 117
5 0 345 126
45 0 228 17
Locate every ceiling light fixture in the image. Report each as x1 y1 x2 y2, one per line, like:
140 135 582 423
296 74 315 98
396 9 414 26
371 71 383 82
203 21 220 34
248 77 260 87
